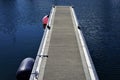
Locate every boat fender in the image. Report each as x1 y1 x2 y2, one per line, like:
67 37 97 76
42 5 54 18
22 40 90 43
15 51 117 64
16 58 34 80
42 15 49 29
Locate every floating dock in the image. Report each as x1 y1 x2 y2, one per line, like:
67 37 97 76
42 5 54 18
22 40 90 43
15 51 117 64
30 6 99 80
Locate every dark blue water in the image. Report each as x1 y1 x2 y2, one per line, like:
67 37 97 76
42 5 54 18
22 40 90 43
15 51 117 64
0 0 120 80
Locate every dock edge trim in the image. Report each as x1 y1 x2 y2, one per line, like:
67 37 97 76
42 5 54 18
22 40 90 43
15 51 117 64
29 7 55 80
70 7 99 80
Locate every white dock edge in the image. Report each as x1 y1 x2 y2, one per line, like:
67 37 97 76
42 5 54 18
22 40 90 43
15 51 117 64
70 7 99 80
29 7 55 80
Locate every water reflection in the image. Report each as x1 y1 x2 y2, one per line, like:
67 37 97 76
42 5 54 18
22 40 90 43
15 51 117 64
0 1 16 34
79 0 120 80
0 0 49 80
0 0 17 44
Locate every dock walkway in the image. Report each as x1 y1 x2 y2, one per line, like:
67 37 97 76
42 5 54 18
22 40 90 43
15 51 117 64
30 6 98 80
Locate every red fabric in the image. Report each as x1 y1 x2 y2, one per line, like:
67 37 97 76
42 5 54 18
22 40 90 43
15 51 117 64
42 15 48 24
